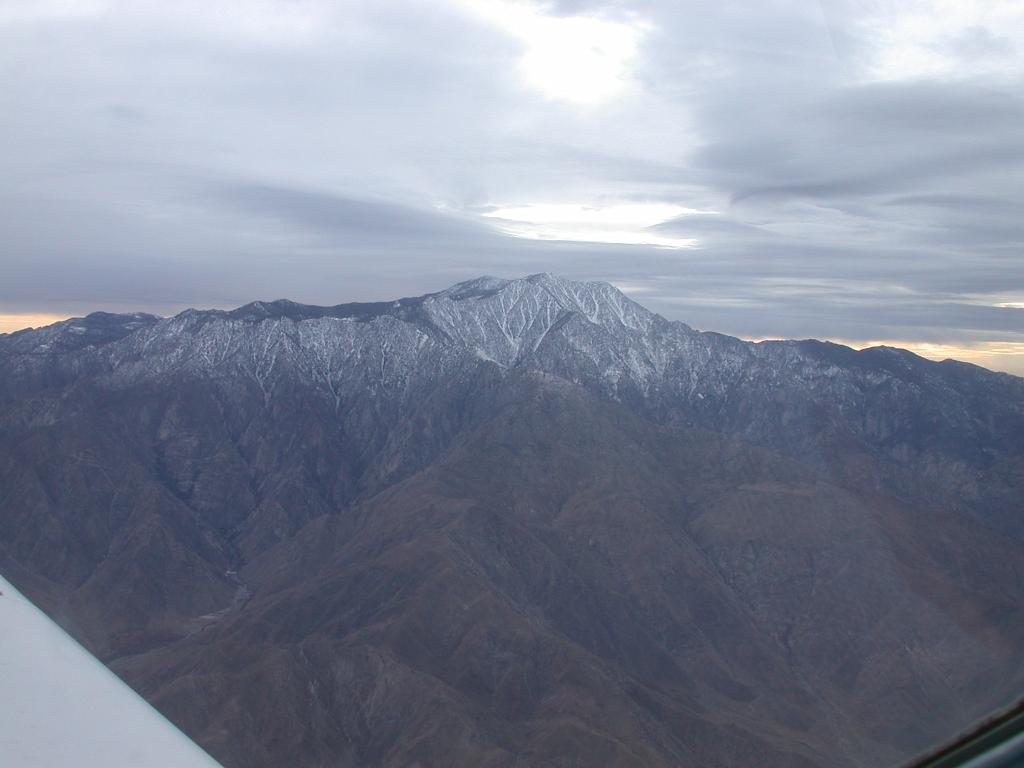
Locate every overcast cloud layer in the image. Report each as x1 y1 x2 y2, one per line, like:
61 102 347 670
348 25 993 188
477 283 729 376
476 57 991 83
1 0 1022 373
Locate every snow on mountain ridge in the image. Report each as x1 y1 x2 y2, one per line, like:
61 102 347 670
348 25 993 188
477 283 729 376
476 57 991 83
3 275 1020 434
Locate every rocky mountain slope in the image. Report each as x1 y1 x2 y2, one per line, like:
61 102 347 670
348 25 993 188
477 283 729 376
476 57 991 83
1 273 1022 766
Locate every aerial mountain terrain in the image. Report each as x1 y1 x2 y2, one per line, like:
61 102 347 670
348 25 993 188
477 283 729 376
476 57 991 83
1 273 1022 767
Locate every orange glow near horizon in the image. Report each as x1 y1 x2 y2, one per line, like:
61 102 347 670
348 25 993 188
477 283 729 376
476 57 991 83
0 314 71 335
743 336 1024 376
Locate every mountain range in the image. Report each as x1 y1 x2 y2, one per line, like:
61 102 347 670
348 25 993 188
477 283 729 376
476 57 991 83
1 273 1022 767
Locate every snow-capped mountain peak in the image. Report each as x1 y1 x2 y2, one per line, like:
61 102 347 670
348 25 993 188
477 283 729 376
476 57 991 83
421 273 658 365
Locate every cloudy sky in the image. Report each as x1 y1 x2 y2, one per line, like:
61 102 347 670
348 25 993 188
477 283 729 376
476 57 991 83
1 0 1022 373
